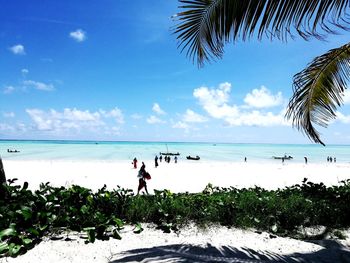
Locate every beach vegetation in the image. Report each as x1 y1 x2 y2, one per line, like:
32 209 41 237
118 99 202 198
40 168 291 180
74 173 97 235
1 178 350 256
174 0 350 146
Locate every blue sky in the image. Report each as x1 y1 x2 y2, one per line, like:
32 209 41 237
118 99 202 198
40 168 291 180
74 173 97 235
1 0 350 144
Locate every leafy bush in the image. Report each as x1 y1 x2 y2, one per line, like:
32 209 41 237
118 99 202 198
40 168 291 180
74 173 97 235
1 178 350 257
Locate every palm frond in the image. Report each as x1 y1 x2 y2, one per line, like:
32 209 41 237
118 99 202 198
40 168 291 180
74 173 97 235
285 42 350 145
174 0 350 65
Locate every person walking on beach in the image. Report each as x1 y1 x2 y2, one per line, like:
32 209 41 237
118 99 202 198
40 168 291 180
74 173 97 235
304 156 308 164
244 157 247 162
137 162 150 195
174 156 178 163
155 155 159 168
139 162 145 176
159 155 162 162
132 157 138 169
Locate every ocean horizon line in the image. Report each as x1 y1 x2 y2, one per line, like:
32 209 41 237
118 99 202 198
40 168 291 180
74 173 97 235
1 138 349 147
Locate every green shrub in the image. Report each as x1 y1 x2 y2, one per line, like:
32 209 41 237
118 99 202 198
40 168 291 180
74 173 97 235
1 178 350 257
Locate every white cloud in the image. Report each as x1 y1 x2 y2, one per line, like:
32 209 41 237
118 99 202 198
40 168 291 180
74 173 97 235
147 115 165 124
152 103 166 115
9 44 25 55
104 126 121 136
69 29 87 42
99 107 124 124
23 80 55 91
25 107 126 133
343 89 350 104
244 86 284 108
0 123 15 132
336 111 350 124
224 110 288 126
194 82 231 107
183 109 207 123
193 82 289 127
3 86 15 94
21 69 29 75
194 83 239 119
172 121 189 129
3 112 15 118
131 113 142 119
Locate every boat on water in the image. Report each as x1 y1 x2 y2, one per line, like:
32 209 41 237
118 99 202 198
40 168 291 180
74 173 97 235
186 155 200 160
160 152 180 156
272 155 293 160
7 149 20 153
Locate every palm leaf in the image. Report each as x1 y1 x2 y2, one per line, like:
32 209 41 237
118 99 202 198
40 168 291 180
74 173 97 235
174 0 350 65
285 42 350 145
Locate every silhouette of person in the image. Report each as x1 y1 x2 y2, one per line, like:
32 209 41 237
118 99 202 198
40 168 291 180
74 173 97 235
155 155 159 168
304 156 308 164
137 162 149 195
174 156 178 163
132 157 138 169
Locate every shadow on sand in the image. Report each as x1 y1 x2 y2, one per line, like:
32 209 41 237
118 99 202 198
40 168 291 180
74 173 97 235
111 241 350 263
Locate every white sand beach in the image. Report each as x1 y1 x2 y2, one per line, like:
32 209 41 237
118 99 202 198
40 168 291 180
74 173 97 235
1 224 350 263
2 160 350 262
3 159 350 193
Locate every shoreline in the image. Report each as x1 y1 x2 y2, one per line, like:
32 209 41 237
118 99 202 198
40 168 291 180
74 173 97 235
3 159 350 193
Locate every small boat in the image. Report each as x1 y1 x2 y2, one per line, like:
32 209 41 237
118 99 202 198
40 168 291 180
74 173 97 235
160 152 180 156
186 155 200 160
272 155 293 160
7 149 20 153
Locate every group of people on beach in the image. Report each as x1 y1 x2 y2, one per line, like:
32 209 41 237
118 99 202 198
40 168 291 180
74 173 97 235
156 155 177 165
327 156 336 163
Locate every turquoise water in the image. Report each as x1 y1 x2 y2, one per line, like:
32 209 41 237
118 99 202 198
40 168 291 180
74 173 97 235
0 140 349 163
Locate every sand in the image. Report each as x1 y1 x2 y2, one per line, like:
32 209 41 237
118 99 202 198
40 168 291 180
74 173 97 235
2 159 350 262
3 159 350 193
1 224 350 263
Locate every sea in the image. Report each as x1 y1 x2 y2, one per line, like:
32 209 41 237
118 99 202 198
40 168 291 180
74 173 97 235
1 140 349 164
